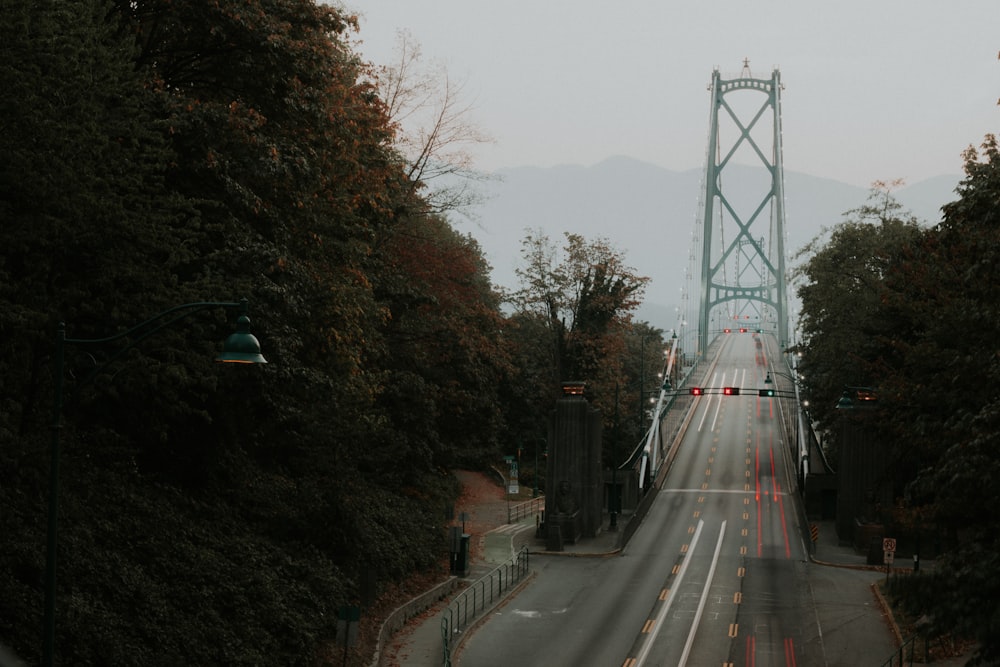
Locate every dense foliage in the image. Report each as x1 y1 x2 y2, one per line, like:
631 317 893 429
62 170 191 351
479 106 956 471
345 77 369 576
507 231 655 466
0 0 508 663
0 1 656 664
792 182 924 441
794 140 1000 661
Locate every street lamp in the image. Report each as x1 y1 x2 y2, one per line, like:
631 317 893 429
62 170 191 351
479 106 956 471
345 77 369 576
637 331 667 433
611 382 620 530
764 370 801 387
533 438 545 498
42 299 266 667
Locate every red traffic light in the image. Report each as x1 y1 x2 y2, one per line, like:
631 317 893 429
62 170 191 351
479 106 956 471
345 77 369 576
739 328 747 333
723 386 740 396
723 328 732 334
689 387 703 396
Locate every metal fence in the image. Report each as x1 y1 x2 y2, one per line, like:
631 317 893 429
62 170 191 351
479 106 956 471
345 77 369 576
507 496 544 524
440 546 530 666
878 636 920 667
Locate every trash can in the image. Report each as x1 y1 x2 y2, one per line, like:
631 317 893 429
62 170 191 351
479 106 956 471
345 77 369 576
450 530 470 575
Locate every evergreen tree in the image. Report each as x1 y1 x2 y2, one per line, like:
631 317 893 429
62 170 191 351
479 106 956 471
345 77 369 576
792 182 924 442
880 137 1000 660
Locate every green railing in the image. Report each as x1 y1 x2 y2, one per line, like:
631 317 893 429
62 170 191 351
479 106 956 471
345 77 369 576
507 496 544 524
440 546 530 666
878 635 922 667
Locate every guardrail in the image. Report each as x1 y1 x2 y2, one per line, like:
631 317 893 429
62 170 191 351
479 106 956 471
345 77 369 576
507 496 544 524
877 635 919 667
440 546 530 666
369 576 461 666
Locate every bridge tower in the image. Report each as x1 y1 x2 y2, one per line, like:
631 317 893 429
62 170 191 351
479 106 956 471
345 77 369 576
696 62 789 353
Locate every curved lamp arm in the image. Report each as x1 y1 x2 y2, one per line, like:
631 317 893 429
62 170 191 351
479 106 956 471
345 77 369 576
43 298 265 666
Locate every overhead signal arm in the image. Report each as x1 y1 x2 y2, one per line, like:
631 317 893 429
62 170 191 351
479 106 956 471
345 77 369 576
757 388 796 397
686 386 744 396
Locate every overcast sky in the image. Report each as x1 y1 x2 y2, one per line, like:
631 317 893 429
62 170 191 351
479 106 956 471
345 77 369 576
347 1 996 188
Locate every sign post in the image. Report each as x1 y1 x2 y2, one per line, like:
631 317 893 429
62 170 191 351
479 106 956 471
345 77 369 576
882 537 896 583
503 455 518 522
504 455 519 495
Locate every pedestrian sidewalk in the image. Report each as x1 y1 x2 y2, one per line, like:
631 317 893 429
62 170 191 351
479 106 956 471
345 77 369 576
807 519 973 666
378 506 626 667
377 515 533 667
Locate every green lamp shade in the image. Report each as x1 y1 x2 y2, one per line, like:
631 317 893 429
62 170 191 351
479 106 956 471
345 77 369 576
217 315 267 364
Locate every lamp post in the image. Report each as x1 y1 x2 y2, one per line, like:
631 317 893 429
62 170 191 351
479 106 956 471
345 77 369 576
533 442 538 498
636 331 666 434
611 382 620 529
764 370 800 386
42 299 266 667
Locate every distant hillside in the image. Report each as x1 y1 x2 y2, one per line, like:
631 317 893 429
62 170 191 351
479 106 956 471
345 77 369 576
464 156 960 331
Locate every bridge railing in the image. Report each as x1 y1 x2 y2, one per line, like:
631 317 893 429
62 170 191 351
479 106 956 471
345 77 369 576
622 350 707 472
440 546 530 666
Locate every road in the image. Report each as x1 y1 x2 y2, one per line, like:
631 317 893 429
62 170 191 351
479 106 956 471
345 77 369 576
458 333 850 666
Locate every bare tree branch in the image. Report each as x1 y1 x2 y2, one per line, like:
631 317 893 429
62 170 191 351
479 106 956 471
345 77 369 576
371 29 496 218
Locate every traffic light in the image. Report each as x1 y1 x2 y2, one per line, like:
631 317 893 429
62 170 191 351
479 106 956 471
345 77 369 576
758 388 776 397
723 328 732 334
739 327 747 333
723 386 740 396
689 387 703 396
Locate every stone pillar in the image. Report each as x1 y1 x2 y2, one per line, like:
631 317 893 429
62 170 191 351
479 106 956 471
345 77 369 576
835 404 889 544
545 384 604 543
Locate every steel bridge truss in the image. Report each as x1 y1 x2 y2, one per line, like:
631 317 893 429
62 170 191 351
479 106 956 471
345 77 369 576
697 64 789 353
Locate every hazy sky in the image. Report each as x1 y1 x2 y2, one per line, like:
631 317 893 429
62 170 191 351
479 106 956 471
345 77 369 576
348 1 996 187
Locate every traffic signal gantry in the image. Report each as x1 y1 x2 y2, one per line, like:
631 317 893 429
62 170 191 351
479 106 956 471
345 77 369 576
685 386 787 397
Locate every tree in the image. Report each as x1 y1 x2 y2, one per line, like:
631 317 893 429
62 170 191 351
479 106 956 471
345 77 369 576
792 181 924 441
371 29 495 217
0 0 200 438
621 322 667 444
508 230 648 463
796 145 1000 660
0 0 467 663
877 136 1000 661
372 210 512 473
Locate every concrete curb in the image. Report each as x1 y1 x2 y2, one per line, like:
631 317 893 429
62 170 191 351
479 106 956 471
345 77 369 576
809 553 887 571
529 547 621 558
871 580 905 647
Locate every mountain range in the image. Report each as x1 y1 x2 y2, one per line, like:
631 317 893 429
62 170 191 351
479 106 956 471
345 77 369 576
461 156 962 332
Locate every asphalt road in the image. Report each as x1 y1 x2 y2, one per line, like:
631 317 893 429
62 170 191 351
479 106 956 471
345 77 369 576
458 333 898 667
